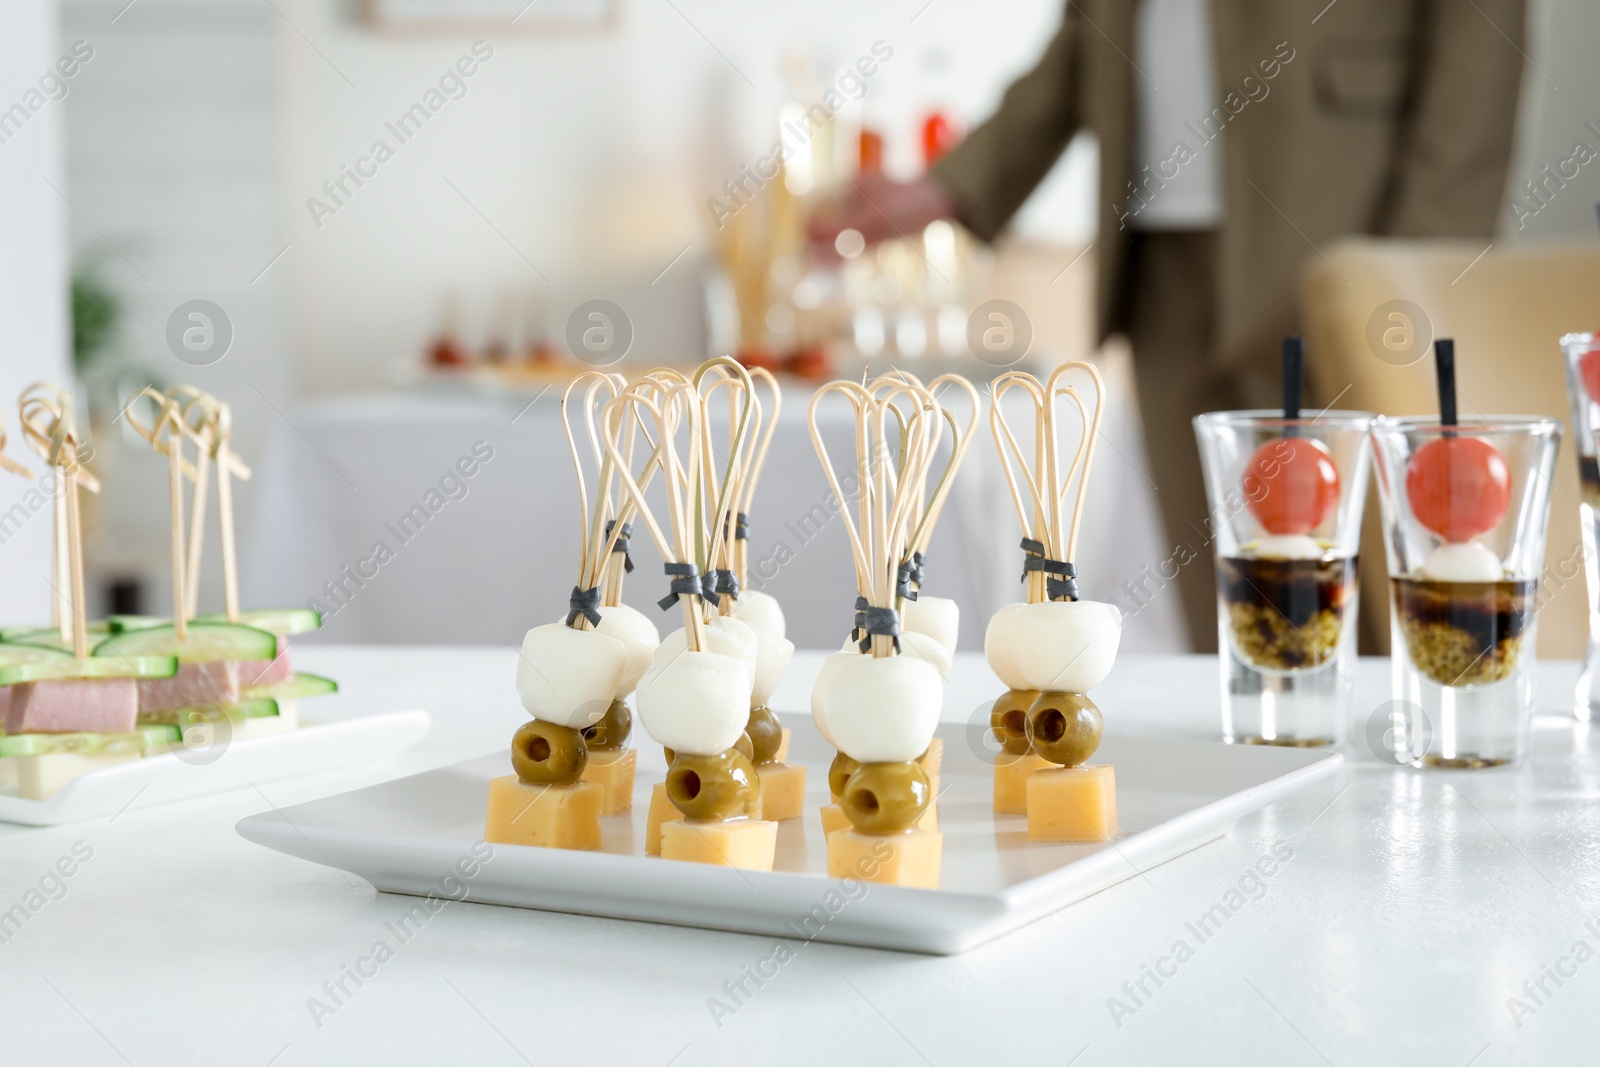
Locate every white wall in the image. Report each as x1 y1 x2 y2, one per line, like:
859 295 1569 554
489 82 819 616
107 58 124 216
60 0 290 611
0 0 73 622
1505 0 1600 242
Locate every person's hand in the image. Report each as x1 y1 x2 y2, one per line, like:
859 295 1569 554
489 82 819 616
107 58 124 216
807 175 957 261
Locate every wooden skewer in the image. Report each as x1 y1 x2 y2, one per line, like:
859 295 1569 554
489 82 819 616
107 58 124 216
18 386 93 658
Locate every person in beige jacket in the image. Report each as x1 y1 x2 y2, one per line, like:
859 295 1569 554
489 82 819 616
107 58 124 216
818 0 1526 649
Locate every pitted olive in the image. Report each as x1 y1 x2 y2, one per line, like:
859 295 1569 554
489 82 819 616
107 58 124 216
841 761 930 834
510 718 586 784
581 699 632 751
665 747 761 821
828 751 861 800
1025 691 1103 767
746 706 784 764
990 689 1038 755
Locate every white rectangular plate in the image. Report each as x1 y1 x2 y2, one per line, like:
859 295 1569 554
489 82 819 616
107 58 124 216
236 716 1339 954
0 711 431 826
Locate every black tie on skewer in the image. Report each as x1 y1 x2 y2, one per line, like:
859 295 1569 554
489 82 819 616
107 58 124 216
908 551 926 587
895 559 920 602
1020 537 1080 602
604 520 634 574
567 585 602 627
855 602 901 654
659 562 717 610
712 568 740 600
733 512 750 540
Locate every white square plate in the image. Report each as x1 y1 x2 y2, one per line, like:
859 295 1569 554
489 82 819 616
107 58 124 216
236 715 1340 954
0 711 431 826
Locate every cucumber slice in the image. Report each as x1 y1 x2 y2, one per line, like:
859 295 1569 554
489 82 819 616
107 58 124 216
242 672 337 701
93 622 278 664
141 697 281 726
195 608 322 636
0 624 113 649
0 655 179 686
0 723 180 758
0 642 74 668
107 614 169 634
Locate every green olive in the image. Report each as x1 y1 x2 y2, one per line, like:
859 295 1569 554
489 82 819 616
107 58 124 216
510 718 586 784
842 761 930 834
746 706 784 764
581 699 632 752
990 689 1038 755
665 747 761 821
662 746 674 764
828 751 861 800
1025 691 1103 767
734 731 755 762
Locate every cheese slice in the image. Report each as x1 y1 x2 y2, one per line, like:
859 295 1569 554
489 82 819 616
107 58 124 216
581 748 637 816
994 751 1054 814
754 761 805 821
827 827 942 888
1026 764 1117 842
660 818 777 870
644 781 683 856
484 776 602 850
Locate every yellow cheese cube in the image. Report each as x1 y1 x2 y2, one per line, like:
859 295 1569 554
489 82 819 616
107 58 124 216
1027 764 1117 842
754 761 806 821
16 752 139 800
774 727 791 764
820 801 936 834
827 828 942 888
644 781 683 856
484 776 602 850
660 818 777 870
581 748 637 816
918 737 943 779
994 751 1054 814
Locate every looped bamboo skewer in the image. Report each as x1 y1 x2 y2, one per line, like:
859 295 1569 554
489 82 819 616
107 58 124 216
732 367 781 589
18 385 95 658
691 359 756 617
603 378 707 652
0 409 36 481
988 363 1105 603
125 386 197 639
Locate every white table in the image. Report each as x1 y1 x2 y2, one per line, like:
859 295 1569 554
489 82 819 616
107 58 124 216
3 648 1596 1066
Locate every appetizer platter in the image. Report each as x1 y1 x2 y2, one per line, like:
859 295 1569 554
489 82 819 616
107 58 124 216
241 357 1342 951
0 384 428 825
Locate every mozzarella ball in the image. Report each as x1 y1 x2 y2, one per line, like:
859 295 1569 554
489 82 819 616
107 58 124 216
635 649 751 755
899 629 952 682
593 603 660 698
1007 600 1122 694
750 628 794 708
1254 534 1324 561
810 650 859 748
515 623 626 729
815 654 943 763
734 589 787 640
1422 541 1504 582
901 594 959 655
653 615 759 699
984 602 1032 690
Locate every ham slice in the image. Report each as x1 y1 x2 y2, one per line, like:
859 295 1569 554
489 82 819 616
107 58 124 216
236 642 293 690
7 678 139 734
137 662 241 714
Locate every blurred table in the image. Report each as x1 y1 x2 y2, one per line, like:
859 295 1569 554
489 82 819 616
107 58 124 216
241 383 1183 653
3 648 1596 1066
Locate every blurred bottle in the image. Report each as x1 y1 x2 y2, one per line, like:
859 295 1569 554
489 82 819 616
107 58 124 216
428 291 470 367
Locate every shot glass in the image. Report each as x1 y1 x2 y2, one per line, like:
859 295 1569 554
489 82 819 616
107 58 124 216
1194 411 1374 746
1369 416 1560 767
1559 332 1600 720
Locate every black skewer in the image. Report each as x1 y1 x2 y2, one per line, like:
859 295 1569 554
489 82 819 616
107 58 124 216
1282 335 1304 422
1434 338 1457 428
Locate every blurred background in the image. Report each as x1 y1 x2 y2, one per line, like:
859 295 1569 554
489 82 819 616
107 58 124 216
1 0 1598 658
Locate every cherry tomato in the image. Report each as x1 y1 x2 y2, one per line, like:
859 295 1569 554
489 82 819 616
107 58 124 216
1243 437 1341 535
1405 436 1511 541
1578 345 1600 403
